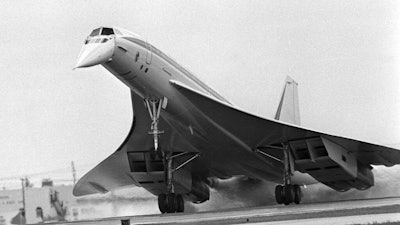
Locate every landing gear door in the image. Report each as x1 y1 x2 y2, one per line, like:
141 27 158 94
145 42 152 65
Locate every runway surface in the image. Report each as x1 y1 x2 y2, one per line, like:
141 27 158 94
46 197 400 225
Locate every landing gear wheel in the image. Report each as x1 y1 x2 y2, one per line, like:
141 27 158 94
283 184 294 205
158 194 167 213
275 184 302 205
275 185 284 204
176 194 184 212
294 185 302 204
166 193 176 213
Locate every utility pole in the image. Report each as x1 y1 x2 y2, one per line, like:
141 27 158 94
71 161 76 185
20 178 26 213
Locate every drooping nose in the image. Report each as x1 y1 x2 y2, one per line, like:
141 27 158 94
75 37 115 68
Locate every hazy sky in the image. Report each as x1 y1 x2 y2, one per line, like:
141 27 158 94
0 0 399 187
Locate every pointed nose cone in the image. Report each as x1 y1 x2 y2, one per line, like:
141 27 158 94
75 38 115 68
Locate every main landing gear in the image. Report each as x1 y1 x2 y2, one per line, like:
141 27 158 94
162 151 181 213
157 152 200 213
275 184 301 205
158 193 185 213
275 145 302 205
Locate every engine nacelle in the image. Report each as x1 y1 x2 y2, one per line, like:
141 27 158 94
323 164 374 192
290 136 375 192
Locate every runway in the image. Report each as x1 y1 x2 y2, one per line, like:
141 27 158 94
46 197 400 225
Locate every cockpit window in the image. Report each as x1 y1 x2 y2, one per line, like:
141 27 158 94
85 27 114 45
88 27 114 37
89 28 101 37
101 28 114 35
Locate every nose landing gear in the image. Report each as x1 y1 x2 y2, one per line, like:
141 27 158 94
144 97 167 152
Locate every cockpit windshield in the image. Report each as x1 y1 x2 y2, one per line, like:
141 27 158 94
89 27 114 37
101 28 114 35
89 28 101 37
85 27 115 45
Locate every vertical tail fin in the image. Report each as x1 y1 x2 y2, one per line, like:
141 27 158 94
274 76 301 125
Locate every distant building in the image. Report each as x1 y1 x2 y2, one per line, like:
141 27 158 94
0 182 75 224
0 180 157 224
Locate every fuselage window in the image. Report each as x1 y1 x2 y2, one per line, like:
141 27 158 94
135 52 139 62
101 28 114 35
85 38 108 45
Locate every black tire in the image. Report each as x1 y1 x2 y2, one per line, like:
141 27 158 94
275 185 284 204
294 185 301 204
158 194 167 213
176 194 184 212
284 185 293 205
167 193 176 213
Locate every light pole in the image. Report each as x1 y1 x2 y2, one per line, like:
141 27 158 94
20 178 25 212
20 178 26 225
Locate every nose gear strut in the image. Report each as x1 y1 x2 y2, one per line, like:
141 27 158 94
144 97 167 152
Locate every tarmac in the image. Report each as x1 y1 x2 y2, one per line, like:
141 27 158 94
45 197 400 225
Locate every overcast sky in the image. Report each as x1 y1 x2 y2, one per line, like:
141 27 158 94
0 0 399 187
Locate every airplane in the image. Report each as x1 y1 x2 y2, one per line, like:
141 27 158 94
73 26 400 213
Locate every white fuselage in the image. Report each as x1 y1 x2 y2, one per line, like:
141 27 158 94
104 36 228 114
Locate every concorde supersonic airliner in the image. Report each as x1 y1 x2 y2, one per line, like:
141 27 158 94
74 27 400 213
